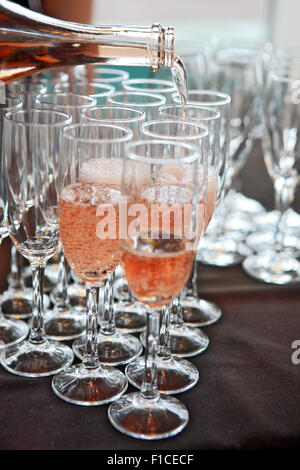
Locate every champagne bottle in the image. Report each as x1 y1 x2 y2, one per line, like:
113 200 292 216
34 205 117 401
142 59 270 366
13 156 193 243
0 0 175 83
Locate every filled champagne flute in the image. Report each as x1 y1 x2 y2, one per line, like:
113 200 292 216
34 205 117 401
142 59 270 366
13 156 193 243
81 104 147 333
108 140 203 439
51 123 134 405
125 119 209 394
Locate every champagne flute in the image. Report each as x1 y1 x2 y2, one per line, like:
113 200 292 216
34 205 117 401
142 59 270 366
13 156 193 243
126 119 209 393
243 63 300 284
108 139 203 439
160 93 230 327
51 123 135 405
81 104 147 332
107 91 166 120
76 67 129 91
1 109 74 376
122 78 176 103
35 92 97 340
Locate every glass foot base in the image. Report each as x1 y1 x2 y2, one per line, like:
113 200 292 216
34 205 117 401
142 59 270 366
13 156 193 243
0 317 28 349
169 325 209 357
0 339 74 377
73 331 142 366
115 301 146 333
44 308 86 341
126 355 199 394
182 295 222 327
108 392 189 440
52 363 128 406
0 289 50 320
140 326 209 358
198 237 250 267
243 252 300 285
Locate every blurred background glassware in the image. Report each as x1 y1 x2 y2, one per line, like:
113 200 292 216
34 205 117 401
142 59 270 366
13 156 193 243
243 61 300 284
81 104 147 333
34 91 97 341
127 118 209 393
107 91 166 120
122 78 176 103
159 96 230 328
1 108 74 377
52 123 133 405
7 79 47 108
174 38 214 90
108 139 200 439
31 69 70 93
75 67 129 91
179 48 265 266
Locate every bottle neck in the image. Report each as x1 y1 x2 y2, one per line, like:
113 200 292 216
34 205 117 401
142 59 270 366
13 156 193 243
0 0 175 71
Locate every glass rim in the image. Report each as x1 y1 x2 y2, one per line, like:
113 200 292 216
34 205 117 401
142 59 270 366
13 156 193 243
159 104 221 121
8 82 48 93
215 47 265 62
81 67 129 83
35 92 97 108
81 105 146 123
125 139 200 165
0 94 22 110
172 90 231 106
75 82 115 95
141 119 209 140
4 108 72 127
61 122 133 143
271 67 300 82
123 78 176 93
108 91 167 107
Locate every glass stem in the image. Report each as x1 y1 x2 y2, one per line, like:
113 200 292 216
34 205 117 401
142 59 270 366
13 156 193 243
29 264 46 345
273 177 296 252
100 272 116 336
141 310 160 401
157 305 172 361
170 294 184 329
55 246 70 310
124 278 134 302
82 284 100 370
8 244 23 289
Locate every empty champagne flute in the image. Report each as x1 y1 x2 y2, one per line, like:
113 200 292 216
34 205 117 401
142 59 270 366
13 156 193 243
1 109 74 376
107 91 166 120
76 67 129 90
243 63 300 284
35 92 97 340
159 98 229 329
108 139 202 439
122 78 176 103
51 123 136 405
0 96 29 347
66 82 115 105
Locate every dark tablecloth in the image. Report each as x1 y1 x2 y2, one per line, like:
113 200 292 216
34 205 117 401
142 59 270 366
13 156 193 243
0 140 300 450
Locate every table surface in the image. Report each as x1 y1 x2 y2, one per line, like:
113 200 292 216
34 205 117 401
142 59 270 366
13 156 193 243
0 140 300 450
